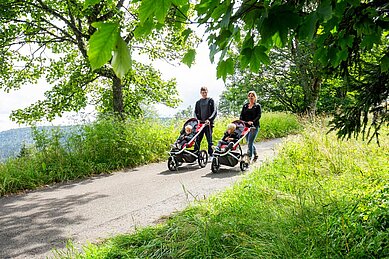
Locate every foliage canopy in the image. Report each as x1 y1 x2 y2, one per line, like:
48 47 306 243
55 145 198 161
0 0 196 123
87 0 388 140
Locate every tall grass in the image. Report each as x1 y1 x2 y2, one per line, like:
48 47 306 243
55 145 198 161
0 118 177 196
68 122 388 258
0 113 302 196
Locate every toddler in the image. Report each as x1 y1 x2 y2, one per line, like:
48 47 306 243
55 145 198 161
215 123 239 152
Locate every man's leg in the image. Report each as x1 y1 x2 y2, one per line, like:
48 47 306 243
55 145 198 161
194 130 205 153
204 125 213 156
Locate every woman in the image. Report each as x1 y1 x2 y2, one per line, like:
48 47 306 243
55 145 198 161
240 90 262 162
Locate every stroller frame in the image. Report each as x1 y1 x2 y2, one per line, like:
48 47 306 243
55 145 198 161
211 120 251 173
167 118 209 171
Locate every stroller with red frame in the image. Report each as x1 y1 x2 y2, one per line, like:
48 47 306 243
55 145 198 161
211 120 251 173
167 118 208 171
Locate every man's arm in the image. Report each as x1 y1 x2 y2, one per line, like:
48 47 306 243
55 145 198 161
194 100 201 120
208 98 217 121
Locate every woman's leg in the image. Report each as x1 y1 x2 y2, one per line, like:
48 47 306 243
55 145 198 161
246 127 259 159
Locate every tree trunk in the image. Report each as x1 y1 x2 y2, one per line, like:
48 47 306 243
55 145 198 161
304 76 321 117
112 75 124 119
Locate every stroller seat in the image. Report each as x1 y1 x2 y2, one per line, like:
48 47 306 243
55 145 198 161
211 120 251 173
167 118 208 171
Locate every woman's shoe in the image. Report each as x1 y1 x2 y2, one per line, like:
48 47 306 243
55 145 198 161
253 155 259 162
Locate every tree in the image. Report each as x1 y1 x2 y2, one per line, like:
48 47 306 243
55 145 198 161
0 0 195 124
88 0 388 140
219 41 323 115
174 105 194 120
194 0 388 141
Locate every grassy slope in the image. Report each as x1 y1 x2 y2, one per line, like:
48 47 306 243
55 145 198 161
68 122 388 258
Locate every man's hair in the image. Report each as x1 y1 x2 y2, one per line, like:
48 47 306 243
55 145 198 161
200 86 208 92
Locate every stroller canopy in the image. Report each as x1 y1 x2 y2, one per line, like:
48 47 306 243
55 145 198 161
231 120 247 138
180 118 200 134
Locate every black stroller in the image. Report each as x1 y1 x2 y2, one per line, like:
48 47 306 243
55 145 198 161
167 118 208 171
211 120 251 173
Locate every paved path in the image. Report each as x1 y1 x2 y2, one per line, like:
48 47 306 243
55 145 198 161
0 138 283 259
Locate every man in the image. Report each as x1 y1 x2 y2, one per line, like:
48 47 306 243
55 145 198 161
194 86 217 158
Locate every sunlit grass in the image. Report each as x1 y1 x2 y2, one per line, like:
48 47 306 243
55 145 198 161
66 123 388 258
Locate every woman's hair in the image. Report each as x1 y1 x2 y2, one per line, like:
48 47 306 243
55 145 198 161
248 90 257 102
227 123 236 131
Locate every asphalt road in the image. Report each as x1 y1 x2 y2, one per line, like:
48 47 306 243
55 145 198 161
0 138 283 259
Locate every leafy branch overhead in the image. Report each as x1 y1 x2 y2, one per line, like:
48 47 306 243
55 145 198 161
103 0 386 142
0 0 196 123
86 0 194 77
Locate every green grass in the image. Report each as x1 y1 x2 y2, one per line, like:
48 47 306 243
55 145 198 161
63 122 388 258
0 113 301 196
0 118 177 196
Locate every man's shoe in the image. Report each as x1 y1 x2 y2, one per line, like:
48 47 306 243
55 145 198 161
253 155 259 162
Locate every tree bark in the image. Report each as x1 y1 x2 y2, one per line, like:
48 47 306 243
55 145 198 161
112 75 124 119
304 76 321 117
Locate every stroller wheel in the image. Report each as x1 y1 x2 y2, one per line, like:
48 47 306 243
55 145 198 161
168 156 178 171
240 160 249 171
240 154 250 171
211 157 220 173
198 150 208 168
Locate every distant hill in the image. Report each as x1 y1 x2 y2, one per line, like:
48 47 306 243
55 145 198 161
0 126 77 163
0 127 34 162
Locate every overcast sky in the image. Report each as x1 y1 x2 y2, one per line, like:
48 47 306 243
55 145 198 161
0 42 225 132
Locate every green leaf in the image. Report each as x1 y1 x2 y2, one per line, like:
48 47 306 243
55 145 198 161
182 49 196 67
88 22 119 71
216 58 234 81
112 36 132 79
134 19 154 39
172 0 187 6
240 48 252 69
242 35 254 50
83 0 101 9
336 49 348 63
317 0 332 20
314 46 328 66
272 31 283 48
252 45 270 69
220 4 232 28
225 57 234 75
155 0 172 23
380 54 389 72
139 0 156 25
209 43 218 63
211 3 227 20
242 8 261 29
298 12 318 40
181 28 193 42
339 35 354 49
216 29 232 49
196 0 218 16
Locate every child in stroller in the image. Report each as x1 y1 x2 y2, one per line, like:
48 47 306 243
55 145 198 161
167 118 209 171
215 123 239 152
211 120 251 173
172 125 195 149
